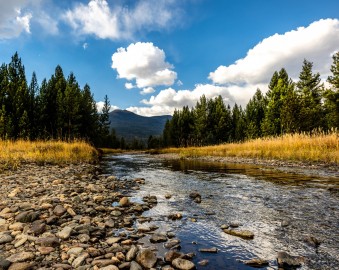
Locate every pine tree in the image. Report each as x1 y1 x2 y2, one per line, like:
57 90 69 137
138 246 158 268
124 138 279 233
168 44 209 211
324 51 339 129
296 59 324 131
245 89 266 139
193 95 208 145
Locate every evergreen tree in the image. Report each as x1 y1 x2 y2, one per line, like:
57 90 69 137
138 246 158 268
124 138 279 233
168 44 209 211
296 59 324 131
193 95 208 145
245 89 266 139
324 51 339 129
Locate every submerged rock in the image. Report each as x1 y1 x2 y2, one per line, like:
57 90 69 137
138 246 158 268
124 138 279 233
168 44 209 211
172 258 195 270
223 229 254 239
242 258 269 267
277 251 303 268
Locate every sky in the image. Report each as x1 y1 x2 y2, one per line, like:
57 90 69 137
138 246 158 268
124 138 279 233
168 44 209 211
0 0 338 116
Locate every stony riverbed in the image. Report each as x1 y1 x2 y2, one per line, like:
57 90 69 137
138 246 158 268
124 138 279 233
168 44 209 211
0 158 337 270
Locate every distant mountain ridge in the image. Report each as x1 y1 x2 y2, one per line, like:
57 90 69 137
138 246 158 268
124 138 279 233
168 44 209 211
108 109 172 141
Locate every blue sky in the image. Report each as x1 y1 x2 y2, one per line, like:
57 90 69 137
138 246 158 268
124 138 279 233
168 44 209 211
0 0 338 116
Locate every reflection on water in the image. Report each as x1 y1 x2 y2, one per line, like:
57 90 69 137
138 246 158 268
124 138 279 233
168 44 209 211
102 154 339 270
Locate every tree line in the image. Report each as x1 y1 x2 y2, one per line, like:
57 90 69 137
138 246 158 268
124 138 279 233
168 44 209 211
161 53 339 148
0 52 116 146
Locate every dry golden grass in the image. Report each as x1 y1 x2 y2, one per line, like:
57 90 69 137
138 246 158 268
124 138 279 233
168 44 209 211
0 140 99 169
158 132 339 164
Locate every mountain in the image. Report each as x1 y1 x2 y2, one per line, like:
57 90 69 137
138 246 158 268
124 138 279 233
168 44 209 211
108 109 172 141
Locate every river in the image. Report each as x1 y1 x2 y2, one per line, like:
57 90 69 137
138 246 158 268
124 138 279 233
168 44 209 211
102 154 339 270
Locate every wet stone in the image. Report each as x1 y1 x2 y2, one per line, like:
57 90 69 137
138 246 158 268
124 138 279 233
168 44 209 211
150 233 167 243
136 249 157 269
172 258 195 270
243 258 269 267
277 252 303 268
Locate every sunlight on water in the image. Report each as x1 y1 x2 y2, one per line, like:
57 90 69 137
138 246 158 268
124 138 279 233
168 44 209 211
103 154 339 270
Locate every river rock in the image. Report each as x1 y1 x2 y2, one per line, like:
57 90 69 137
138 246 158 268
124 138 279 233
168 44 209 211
0 256 11 269
6 252 35 263
37 246 55 255
150 233 167 243
172 258 195 270
164 239 181 249
100 266 119 270
67 247 84 256
199 247 217 253
130 261 142 270
9 223 24 231
305 235 321 247
198 259 209 266
106 237 121 245
15 211 39 223
56 226 73 240
72 253 89 268
126 245 139 261
243 258 269 267
164 250 183 263
136 249 157 269
14 235 28 248
0 233 13 244
30 220 46 235
119 197 130 207
8 262 35 270
223 229 254 239
168 213 182 220
277 252 303 268
35 237 60 247
53 205 66 216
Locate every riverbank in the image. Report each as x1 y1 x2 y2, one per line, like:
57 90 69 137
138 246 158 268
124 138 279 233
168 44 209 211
0 162 204 270
150 132 338 171
0 140 99 172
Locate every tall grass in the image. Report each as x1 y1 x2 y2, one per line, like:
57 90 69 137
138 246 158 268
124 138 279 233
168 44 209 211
158 132 339 164
0 140 99 169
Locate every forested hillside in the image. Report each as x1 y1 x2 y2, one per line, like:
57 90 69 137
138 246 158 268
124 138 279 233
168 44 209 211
162 54 339 147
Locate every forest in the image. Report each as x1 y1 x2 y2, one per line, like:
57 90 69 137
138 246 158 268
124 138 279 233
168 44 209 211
0 52 338 150
160 53 339 148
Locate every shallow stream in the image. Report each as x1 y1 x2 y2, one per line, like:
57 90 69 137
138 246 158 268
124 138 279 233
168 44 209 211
102 154 339 269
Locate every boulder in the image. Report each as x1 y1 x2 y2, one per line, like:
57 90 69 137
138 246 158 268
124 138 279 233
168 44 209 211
136 249 157 269
172 258 195 270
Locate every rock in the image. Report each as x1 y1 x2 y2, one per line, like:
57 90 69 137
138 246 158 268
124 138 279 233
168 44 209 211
223 229 254 239
229 221 241 228
93 195 105 203
243 258 269 267
0 218 6 225
126 245 138 261
67 247 84 256
56 226 73 240
77 233 90 243
136 249 157 269
6 252 35 263
305 235 321 248
199 247 217 253
72 253 89 268
168 213 182 220
277 252 303 268
53 205 66 216
14 235 28 248
30 220 46 235
172 258 195 270
35 237 60 247
220 224 229 229
194 197 201 203
15 211 39 223
162 266 175 270
9 223 24 231
100 266 119 270
92 259 117 267
198 260 209 266
150 233 167 243
0 256 11 270
130 261 142 270
0 233 13 244
189 192 201 199
111 210 122 217
106 237 121 245
52 264 72 269
165 194 172 199
8 262 34 270
37 247 55 255
119 197 129 207
66 207 77 216
164 239 181 249
164 251 182 263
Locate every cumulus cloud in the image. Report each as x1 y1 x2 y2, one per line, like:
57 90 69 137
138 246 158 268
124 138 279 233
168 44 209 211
63 0 183 40
0 0 32 39
140 87 155 95
125 83 135 90
112 42 177 88
96 101 119 113
209 19 339 85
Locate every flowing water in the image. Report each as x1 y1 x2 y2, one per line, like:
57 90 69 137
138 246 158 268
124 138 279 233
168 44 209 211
102 154 339 270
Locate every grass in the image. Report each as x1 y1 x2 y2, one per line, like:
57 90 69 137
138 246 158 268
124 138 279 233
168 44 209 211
0 140 99 170
156 132 339 164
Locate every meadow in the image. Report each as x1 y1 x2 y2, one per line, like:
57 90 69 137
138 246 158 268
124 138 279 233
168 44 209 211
0 140 98 170
157 132 339 164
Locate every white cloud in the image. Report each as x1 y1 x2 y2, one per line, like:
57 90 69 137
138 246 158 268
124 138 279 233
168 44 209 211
63 0 183 40
0 0 32 39
140 87 155 95
96 101 119 113
112 42 177 88
83 42 88 50
209 19 339 85
176 80 183 86
125 83 135 90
